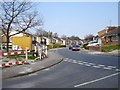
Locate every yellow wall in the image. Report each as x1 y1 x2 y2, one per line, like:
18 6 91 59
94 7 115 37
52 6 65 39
12 36 32 50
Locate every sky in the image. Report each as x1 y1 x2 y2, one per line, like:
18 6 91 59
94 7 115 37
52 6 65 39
33 2 118 39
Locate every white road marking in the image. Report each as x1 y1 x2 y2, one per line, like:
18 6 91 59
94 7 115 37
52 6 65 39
65 58 69 60
73 60 77 62
92 66 101 68
115 69 120 71
64 59 68 61
74 72 120 87
103 67 112 70
85 64 91 67
78 63 83 65
63 58 118 71
88 63 95 66
73 61 77 63
98 64 105 67
107 66 116 69
78 61 82 62
69 59 73 61
82 62 88 64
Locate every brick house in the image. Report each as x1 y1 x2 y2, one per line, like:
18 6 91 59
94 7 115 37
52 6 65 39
98 26 118 46
103 26 120 45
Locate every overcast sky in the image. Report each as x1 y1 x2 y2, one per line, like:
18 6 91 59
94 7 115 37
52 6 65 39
33 2 118 39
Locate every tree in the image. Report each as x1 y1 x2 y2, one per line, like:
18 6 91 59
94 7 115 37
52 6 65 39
0 0 43 52
69 35 80 40
61 35 67 40
53 32 59 38
84 34 94 42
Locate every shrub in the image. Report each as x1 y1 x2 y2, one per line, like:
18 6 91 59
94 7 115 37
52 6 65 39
60 45 66 47
47 45 53 49
53 43 61 48
101 44 120 52
47 44 66 49
83 43 89 49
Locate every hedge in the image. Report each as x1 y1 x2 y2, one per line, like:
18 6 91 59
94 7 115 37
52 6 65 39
101 44 120 52
47 44 66 49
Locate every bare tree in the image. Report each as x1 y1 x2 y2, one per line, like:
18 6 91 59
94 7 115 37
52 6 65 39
84 34 94 42
53 32 59 38
61 35 67 40
0 0 43 52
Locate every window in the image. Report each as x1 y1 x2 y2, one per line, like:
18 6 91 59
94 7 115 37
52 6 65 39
111 35 118 41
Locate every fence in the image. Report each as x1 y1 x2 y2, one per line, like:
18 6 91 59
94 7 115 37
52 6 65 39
0 45 48 68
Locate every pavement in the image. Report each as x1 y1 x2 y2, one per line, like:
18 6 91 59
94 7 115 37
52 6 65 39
1 49 63 80
80 48 120 57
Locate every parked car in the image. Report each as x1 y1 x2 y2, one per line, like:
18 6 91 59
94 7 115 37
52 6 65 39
72 45 80 51
87 42 99 46
69 45 73 49
87 41 99 46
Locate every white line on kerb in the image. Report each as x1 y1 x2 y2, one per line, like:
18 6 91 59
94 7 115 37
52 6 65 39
74 72 120 88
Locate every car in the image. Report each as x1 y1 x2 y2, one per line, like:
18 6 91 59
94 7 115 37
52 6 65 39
69 45 73 49
87 42 99 46
72 45 80 51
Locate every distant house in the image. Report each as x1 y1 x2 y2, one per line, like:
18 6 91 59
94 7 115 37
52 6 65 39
52 38 59 44
32 34 41 44
60 39 66 45
42 36 51 45
65 39 72 45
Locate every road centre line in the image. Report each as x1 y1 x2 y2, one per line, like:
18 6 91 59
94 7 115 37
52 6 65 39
107 66 116 68
73 61 77 63
92 66 101 68
103 67 112 70
85 64 91 66
82 62 88 64
115 69 120 71
98 64 105 67
64 59 68 61
78 63 84 65
64 58 118 71
88 63 95 66
74 72 120 88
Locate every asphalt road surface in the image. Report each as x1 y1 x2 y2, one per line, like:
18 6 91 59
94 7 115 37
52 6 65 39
2 48 120 88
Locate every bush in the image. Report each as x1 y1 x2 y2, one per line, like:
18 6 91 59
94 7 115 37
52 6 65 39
101 44 120 52
47 44 66 49
60 45 66 47
53 43 61 48
47 45 53 49
82 43 89 49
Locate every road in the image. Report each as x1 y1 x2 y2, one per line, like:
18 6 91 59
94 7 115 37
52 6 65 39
2 48 120 88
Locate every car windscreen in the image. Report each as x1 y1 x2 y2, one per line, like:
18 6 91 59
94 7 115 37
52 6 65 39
73 45 79 47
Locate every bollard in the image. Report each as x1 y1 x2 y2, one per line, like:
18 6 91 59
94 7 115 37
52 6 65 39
34 45 37 57
25 48 28 62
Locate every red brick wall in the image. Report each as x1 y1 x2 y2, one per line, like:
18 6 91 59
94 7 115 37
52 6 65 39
88 46 101 51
